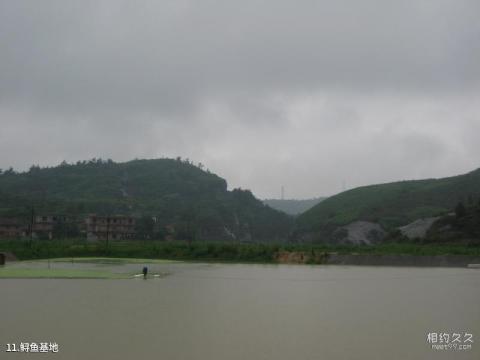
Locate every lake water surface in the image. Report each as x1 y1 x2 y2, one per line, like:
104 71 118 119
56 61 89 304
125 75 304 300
1 262 479 359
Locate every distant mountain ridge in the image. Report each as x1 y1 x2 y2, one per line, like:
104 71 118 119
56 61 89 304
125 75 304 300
263 198 326 215
0 158 293 242
296 168 480 241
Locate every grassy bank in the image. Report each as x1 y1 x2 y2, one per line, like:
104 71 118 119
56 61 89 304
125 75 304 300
0 267 132 279
1 239 479 264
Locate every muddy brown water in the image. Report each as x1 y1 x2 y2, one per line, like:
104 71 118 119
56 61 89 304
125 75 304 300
1 262 479 359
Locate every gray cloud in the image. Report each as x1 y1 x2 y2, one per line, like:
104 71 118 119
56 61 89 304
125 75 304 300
0 1 479 198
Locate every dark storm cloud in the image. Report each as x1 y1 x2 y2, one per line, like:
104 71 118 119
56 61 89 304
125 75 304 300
0 0 479 197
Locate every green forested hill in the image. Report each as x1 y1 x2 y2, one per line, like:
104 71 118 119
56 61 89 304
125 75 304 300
0 158 293 242
296 168 480 233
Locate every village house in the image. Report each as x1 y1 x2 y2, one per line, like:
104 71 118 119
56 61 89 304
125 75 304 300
0 214 135 240
32 215 81 240
33 215 64 239
85 214 136 241
0 218 27 238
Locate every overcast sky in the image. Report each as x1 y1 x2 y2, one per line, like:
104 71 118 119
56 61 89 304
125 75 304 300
0 1 479 199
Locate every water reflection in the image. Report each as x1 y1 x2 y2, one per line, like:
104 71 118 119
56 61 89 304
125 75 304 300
1 262 479 359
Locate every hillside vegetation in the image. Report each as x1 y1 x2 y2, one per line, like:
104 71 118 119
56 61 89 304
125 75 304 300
0 158 293 242
296 168 480 234
425 200 480 244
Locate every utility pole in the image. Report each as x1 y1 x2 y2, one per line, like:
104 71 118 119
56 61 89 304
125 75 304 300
281 185 285 200
106 215 110 251
29 207 35 246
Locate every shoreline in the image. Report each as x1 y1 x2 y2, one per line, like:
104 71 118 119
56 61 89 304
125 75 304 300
2 240 480 269
2 254 480 270
275 251 480 267
325 253 480 268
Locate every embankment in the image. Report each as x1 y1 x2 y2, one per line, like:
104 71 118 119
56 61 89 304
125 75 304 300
275 251 480 267
326 253 480 267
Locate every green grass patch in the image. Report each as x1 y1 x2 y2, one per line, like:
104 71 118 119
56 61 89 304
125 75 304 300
0 267 131 279
45 257 180 265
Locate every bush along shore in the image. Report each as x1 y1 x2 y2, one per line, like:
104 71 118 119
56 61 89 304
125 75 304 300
1 239 480 265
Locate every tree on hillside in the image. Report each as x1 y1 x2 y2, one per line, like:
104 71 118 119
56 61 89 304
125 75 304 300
455 202 466 218
467 194 474 206
4 167 15 175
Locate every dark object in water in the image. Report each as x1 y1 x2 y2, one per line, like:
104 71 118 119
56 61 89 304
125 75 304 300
142 266 148 279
